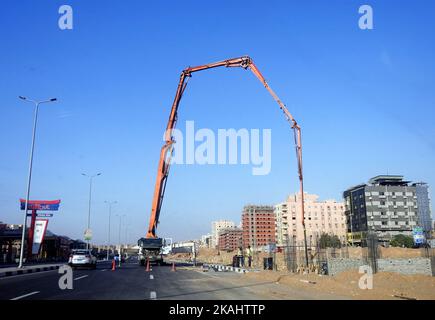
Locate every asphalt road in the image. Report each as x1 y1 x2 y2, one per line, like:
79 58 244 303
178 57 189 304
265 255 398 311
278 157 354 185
0 259 273 300
0 259 347 300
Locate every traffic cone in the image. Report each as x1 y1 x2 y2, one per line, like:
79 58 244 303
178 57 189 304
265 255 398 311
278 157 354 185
145 258 150 272
171 262 176 272
111 259 116 271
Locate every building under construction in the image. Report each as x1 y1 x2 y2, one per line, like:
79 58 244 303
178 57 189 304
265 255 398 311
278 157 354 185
218 228 243 252
242 205 276 250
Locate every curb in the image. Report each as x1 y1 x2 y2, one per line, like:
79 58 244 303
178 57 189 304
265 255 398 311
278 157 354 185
0 265 62 278
207 264 249 274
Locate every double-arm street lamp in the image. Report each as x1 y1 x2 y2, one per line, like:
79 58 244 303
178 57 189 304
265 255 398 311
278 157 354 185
18 96 57 269
82 172 101 249
104 200 117 260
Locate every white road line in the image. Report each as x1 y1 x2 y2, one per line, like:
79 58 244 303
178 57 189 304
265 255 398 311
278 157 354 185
74 275 89 281
101 269 107 272
10 291 40 300
150 275 154 280
0 269 57 280
150 291 157 300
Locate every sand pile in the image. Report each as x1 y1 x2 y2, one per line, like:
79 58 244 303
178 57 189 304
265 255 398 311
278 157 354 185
242 269 435 300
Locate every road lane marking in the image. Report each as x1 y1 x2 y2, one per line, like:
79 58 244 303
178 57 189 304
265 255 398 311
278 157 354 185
101 269 107 272
150 275 154 280
10 291 40 300
74 275 89 280
0 269 57 280
150 291 157 299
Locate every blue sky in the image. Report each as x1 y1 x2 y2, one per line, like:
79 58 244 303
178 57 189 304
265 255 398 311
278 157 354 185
0 0 434 243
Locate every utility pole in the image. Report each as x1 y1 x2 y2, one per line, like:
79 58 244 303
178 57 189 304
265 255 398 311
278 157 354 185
17 96 57 268
105 200 117 260
82 173 101 250
116 214 125 266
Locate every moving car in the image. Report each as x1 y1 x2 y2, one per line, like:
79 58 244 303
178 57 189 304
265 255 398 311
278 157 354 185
68 249 97 269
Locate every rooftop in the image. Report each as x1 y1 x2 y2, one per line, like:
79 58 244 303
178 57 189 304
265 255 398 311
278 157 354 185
368 175 410 186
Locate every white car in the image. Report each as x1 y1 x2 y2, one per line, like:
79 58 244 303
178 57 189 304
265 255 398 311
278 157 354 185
68 249 97 269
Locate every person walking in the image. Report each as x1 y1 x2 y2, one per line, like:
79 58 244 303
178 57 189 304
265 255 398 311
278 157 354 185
237 247 244 267
245 245 253 268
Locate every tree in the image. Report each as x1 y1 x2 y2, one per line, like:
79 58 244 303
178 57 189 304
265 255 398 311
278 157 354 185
318 233 342 249
390 234 414 248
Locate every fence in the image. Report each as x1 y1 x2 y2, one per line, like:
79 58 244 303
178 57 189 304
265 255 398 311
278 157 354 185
280 235 349 274
421 246 435 276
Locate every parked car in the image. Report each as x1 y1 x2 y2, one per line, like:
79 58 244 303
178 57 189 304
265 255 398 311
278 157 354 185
68 249 97 269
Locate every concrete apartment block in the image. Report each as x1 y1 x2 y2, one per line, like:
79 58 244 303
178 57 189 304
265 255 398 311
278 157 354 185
344 175 433 244
275 192 346 246
211 220 236 248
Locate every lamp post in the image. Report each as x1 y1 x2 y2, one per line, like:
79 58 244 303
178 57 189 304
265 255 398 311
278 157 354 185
82 172 101 249
17 96 57 269
104 200 117 260
116 214 126 266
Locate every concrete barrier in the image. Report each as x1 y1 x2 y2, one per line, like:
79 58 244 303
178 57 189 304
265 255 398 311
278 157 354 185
208 264 248 273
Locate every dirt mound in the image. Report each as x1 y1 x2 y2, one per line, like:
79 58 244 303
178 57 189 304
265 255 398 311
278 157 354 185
243 269 435 300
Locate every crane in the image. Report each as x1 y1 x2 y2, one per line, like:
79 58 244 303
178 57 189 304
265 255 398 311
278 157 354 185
138 56 309 267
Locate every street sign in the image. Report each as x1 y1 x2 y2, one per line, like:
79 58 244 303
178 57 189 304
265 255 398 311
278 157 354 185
36 213 54 218
32 219 48 255
84 228 92 241
412 227 425 245
20 199 61 211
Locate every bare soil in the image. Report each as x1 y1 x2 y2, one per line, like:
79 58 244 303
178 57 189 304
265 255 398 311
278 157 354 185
240 269 435 300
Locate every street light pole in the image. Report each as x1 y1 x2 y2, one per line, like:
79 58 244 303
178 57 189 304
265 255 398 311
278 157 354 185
105 200 117 260
17 96 57 269
82 172 101 250
116 214 125 266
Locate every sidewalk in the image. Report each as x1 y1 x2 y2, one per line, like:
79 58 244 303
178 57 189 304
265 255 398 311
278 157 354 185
0 263 64 278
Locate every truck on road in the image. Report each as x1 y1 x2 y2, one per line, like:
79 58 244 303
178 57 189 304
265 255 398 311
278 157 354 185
138 237 164 266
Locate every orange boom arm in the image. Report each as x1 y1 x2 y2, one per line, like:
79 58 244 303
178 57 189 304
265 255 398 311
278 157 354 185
146 56 306 261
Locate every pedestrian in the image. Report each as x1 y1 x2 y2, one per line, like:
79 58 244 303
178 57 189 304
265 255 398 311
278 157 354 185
237 247 243 267
245 245 253 268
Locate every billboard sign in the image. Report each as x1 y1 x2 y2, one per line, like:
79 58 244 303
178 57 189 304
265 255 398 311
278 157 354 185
412 227 425 245
84 228 92 241
32 219 49 255
20 199 61 211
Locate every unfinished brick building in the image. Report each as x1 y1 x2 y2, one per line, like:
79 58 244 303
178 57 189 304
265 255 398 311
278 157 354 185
218 228 243 252
242 205 276 250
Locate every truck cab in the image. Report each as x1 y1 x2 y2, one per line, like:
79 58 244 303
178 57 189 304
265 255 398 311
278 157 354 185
138 237 165 266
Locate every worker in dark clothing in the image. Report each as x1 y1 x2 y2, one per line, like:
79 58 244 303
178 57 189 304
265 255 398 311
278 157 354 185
237 247 244 267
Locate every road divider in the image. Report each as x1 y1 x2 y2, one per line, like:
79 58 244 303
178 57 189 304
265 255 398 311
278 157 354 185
206 264 249 274
0 264 63 278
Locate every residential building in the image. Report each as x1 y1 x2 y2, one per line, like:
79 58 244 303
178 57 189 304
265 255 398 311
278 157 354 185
200 233 212 248
218 228 243 251
413 182 433 238
275 192 346 246
242 205 275 250
343 175 432 244
211 220 236 248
